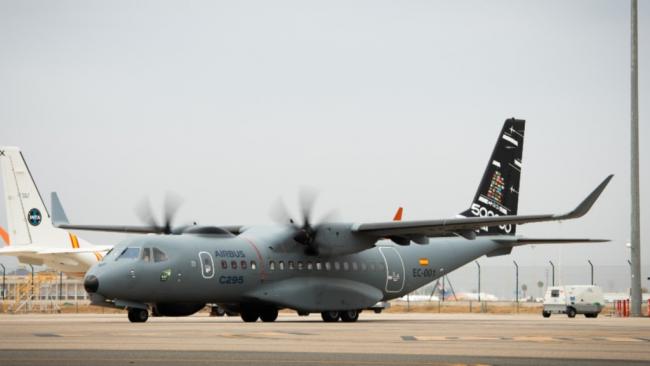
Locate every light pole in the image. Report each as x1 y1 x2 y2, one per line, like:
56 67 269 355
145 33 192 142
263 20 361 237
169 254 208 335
475 261 481 302
630 0 642 318
549 261 555 286
513 261 519 304
0 263 5 301
588 260 594 286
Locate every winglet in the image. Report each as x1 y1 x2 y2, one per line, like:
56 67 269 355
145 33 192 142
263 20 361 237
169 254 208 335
393 207 403 221
555 175 613 220
51 192 70 225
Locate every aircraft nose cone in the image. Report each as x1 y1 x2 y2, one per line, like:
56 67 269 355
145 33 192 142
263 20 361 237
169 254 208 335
84 275 99 293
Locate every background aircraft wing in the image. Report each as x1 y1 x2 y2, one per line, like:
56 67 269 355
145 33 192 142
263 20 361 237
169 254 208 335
353 175 612 240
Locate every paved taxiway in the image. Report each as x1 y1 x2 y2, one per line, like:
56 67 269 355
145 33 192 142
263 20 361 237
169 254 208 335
0 313 648 366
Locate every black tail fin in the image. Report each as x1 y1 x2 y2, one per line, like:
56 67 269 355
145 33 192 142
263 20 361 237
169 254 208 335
460 118 525 236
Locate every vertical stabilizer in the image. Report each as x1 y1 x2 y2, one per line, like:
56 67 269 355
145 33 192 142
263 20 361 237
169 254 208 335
460 118 525 236
0 147 55 245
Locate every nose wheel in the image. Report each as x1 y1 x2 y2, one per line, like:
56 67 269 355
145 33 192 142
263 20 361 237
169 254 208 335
128 308 149 323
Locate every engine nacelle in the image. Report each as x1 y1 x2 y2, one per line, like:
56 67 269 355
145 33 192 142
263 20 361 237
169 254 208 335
154 302 206 317
313 223 376 257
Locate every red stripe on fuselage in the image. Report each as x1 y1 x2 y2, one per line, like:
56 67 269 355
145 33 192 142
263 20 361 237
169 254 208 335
241 237 266 283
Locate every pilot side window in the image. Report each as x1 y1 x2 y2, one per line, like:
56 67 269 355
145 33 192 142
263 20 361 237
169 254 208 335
153 248 168 262
117 247 140 261
141 248 152 262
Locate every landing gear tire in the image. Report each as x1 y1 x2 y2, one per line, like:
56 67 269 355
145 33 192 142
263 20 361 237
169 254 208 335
340 310 359 322
566 307 576 318
321 311 340 322
542 311 551 318
128 308 149 323
260 308 279 322
241 310 260 322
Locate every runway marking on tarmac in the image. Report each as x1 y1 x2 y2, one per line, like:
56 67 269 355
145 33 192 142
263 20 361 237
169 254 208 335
402 336 647 343
0 357 492 366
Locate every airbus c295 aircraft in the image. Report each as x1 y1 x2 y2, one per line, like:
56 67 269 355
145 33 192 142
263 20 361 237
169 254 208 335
67 119 612 323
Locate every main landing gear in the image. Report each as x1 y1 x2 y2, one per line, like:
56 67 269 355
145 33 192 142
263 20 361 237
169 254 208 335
240 307 279 322
128 308 149 323
321 310 359 322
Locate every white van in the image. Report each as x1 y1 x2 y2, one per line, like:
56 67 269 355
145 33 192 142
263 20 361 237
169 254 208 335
542 285 604 318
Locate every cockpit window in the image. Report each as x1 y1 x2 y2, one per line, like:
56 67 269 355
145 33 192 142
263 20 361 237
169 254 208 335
116 247 140 260
102 248 114 262
141 248 152 262
153 248 168 262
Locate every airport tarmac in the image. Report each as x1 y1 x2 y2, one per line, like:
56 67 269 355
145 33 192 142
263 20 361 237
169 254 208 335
0 312 649 366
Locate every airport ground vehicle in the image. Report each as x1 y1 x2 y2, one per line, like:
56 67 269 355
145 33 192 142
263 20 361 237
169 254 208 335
542 285 604 318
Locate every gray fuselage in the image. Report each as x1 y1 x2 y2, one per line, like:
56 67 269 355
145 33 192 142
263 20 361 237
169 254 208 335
87 226 502 312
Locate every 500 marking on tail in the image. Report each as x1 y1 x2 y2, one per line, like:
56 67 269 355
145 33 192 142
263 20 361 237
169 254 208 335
470 203 512 233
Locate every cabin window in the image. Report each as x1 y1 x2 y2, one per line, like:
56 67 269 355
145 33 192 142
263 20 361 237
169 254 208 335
551 290 560 298
250 261 257 270
334 262 340 271
240 260 248 270
325 262 331 271
297 261 304 270
279 261 285 270
316 262 322 271
141 248 152 262
352 262 358 271
361 263 367 271
231 260 238 270
269 261 276 271
116 247 140 261
221 260 228 269
288 261 295 270
153 248 168 262
369 263 376 271
307 262 313 270
343 262 349 271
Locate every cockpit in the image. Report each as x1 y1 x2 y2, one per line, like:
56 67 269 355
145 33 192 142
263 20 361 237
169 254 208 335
105 246 169 263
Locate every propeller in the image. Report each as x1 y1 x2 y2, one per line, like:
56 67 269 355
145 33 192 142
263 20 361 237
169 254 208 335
271 188 337 255
135 193 183 234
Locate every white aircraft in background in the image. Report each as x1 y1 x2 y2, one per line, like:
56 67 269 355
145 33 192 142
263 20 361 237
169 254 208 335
0 147 111 276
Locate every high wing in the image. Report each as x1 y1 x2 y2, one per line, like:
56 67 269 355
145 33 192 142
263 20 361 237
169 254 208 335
352 175 612 240
55 223 244 235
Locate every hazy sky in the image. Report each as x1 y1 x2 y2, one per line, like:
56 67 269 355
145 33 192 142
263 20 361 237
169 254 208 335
1 1 648 276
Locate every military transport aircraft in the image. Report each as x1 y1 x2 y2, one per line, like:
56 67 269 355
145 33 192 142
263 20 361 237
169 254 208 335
65 119 611 323
0 147 111 276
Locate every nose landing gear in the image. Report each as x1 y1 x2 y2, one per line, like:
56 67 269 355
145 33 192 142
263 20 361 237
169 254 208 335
128 308 149 323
